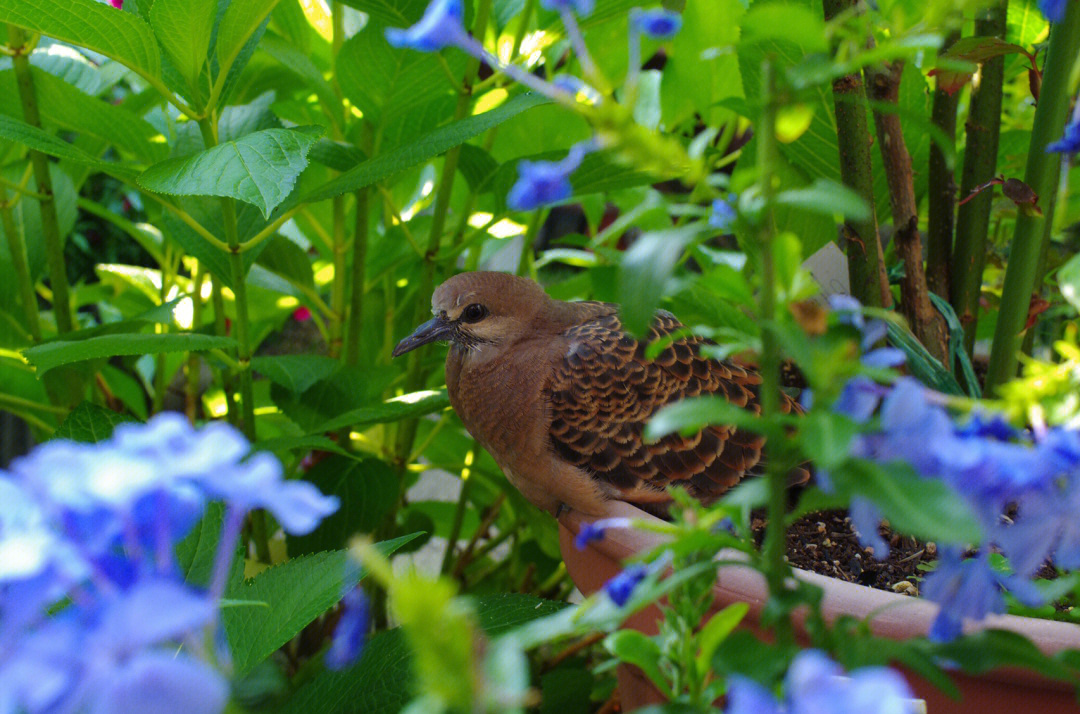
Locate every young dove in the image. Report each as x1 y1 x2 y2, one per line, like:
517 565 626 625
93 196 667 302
393 271 806 517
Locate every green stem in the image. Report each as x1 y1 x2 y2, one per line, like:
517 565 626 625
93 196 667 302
440 446 476 576
925 31 960 300
9 24 74 334
950 1 1007 355
0 391 68 414
328 2 349 360
392 0 493 469
1 185 42 341
984 3 1080 393
210 279 239 427
186 264 206 421
756 61 792 646
343 189 370 366
516 209 544 278
820 1 891 308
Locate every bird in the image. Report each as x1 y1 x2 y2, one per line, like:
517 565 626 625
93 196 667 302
392 271 807 518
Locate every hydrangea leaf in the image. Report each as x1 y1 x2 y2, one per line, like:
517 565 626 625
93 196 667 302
148 0 217 93
138 126 324 218
224 534 423 674
23 333 236 375
0 114 139 180
0 0 161 84
53 402 134 443
216 0 281 82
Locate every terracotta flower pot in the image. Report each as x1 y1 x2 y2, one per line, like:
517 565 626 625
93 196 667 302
558 501 1080 713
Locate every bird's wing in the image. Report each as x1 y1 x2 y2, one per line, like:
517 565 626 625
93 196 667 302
545 309 805 506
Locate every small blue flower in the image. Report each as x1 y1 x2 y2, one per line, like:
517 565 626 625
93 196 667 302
385 0 467 52
861 347 906 369
326 587 370 670
849 496 889 558
574 517 633 550
541 0 594 16
603 563 647 606
1038 0 1067 21
922 549 1005 642
507 142 591 211
709 198 736 230
726 676 780 714
630 8 682 39
1047 118 1080 154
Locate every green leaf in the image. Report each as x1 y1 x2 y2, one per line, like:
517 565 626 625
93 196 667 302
604 630 672 698
174 503 243 590
695 603 748 679
23 333 235 375
645 395 761 443
0 0 161 84
0 68 164 163
776 179 871 222
149 0 216 93
287 456 400 556
884 320 965 396
292 93 548 209
661 0 744 127
255 235 315 290
741 2 827 54
539 669 593 714
1057 252 1080 314
258 33 339 117
619 226 700 335
225 534 422 674
277 593 563 714
0 114 138 180
53 402 134 442
0 163 77 281
931 629 1076 680
216 0 280 83
251 355 339 394
138 126 324 217
844 460 982 545
314 389 451 433
1007 0 1049 46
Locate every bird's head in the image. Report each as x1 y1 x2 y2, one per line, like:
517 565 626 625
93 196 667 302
392 271 549 357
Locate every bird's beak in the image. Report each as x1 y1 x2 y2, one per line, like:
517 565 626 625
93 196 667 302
392 315 455 357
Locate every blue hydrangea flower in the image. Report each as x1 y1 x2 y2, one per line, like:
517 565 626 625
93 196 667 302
709 198 736 230
385 0 467 52
541 0 594 16
574 517 633 550
1047 118 1080 154
630 8 682 39
326 587 370 670
507 142 592 211
1038 0 1067 21
603 563 648 606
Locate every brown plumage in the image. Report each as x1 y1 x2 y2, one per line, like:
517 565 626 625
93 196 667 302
393 271 806 517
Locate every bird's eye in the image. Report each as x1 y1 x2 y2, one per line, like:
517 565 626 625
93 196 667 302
461 303 488 323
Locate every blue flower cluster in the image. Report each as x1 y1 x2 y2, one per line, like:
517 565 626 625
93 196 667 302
0 414 339 714
1047 117 1080 154
726 649 915 714
826 298 1080 641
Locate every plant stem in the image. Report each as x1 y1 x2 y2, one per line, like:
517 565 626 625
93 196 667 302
343 188 369 366
186 264 206 421
756 61 793 646
950 1 1007 354
392 0 493 470
925 31 960 300
210 280 239 427
821 1 891 308
984 2 1080 393
0 185 42 341
9 24 74 334
198 115 267 562
328 2 349 360
866 59 948 361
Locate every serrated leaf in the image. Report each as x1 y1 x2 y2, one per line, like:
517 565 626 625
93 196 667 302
23 333 235 374
0 68 164 163
314 389 451 433
251 355 339 394
149 0 216 93
225 534 422 674
53 402 134 442
277 594 563 714
217 0 280 82
0 114 138 180
138 126 323 217
288 456 399 555
291 93 548 209
174 503 244 590
0 0 161 84
255 235 315 290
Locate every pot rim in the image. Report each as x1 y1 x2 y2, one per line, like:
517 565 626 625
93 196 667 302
558 500 1080 656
